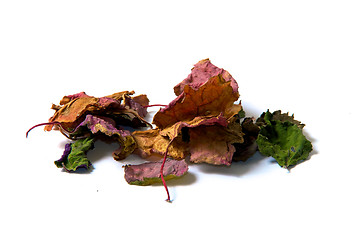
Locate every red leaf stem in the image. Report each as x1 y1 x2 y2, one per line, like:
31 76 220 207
26 121 63 138
161 139 174 203
26 121 79 139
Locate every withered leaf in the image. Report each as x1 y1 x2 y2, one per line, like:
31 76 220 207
188 121 244 166
173 58 239 96
136 59 244 166
153 74 242 129
45 91 150 133
124 159 188 186
70 114 136 160
256 110 305 129
159 113 229 140
132 129 188 160
54 137 95 172
232 117 260 162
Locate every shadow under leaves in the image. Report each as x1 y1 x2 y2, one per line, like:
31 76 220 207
196 151 269 177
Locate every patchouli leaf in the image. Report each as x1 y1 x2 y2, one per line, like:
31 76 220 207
233 117 260 162
137 59 244 166
256 119 312 168
72 115 136 160
257 109 305 129
153 74 242 129
124 159 188 185
173 58 239 96
55 143 72 168
188 123 243 166
45 91 150 133
132 128 188 160
55 137 95 172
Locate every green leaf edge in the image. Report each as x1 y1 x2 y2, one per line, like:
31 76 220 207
256 115 313 168
128 174 185 186
55 137 95 172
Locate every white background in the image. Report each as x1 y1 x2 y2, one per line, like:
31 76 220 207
1 1 360 239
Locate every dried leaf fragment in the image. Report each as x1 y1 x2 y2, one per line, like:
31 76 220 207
124 159 188 185
45 91 150 133
153 74 242 129
132 129 188 160
173 58 239 96
138 59 244 166
232 117 260 162
54 137 95 172
188 124 244 165
71 115 136 160
256 110 305 129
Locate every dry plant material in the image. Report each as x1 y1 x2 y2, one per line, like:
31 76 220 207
124 159 188 186
27 59 313 202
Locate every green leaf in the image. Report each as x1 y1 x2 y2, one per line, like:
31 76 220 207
55 137 95 172
256 119 312 168
238 108 246 119
257 109 305 129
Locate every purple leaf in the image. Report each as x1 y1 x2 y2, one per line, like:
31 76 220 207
173 58 239 96
124 159 188 185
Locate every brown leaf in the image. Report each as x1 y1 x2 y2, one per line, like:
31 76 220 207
232 117 260 162
173 58 238 96
159 113 228 140
45 96 102 131
45 91 150 132
188 123 244 165
132 129 188 160
132 59 246 166
153 74 242 129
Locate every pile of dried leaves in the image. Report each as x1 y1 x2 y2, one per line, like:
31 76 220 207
27 59 313 202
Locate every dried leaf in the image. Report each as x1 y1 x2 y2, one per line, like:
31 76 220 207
124 159 188 185
188 123 244 165
132 129 188 160
70 114 136 160
136 59 244 166
256 110 305 129
173 58 238 96
133 114 239 162
159 113 229 140
153 74 242 129
45 91 150 133
232 117 260 162
54 137 95 172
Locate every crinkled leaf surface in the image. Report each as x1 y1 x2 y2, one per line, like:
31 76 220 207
55 137 95 172
256 118 312 168
134 59 244 166
188 123 244 165
73 115 123 137
133 114 244 165
70 115 136 160
132 129 188 160
173 58 239 96
124 159 188 185
159 113 228 140
233 117 260 162
112 135 137 161
45 91 149 133
257 110 305 129
153 74 242 129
